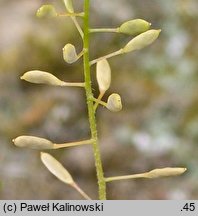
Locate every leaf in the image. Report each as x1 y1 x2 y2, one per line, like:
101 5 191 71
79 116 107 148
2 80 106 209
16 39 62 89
96 59 111 93
41 153 74 185
13 136 54 149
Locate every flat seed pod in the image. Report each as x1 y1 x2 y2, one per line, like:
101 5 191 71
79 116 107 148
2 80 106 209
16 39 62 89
13 136 54 149
123 29 161 53
63 44 78 64
147 167 187 178
21 70 64 86
96 59 111 93
36 5 57 18
63 0 74 13
41 152 74 185
106 93 122 112
119 19 151 36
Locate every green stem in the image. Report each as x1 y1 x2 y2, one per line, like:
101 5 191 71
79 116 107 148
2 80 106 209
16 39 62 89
105 173 147 183
53 139 93 149
90 49 123 66
89 28 119 33
92 96 107 107
58 12 85 17
72 16 84 38
94 92 105 110
61 81 85 87
83 0 106 200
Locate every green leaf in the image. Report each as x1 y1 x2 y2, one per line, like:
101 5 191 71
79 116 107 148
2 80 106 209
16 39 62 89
36 5 57 18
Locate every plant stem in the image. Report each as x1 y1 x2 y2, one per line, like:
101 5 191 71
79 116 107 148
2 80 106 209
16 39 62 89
53 139 93 149
90 49 123 66
105 173 147 182
58 12 85 17
71 17 84 38
83 0 106 200
94 92 105 110
72 182 92 200
92 97 107 107
61 81 85 87
89 28 119 33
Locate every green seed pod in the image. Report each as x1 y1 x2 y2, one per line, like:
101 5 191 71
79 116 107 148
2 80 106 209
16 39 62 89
96 59 111 93
123 29 161 53
36 5 57 18
147 167 187 178
41 152 74 185
63 0 74 13
21 70 64 86
63 44 78 64
13 136 54 149
119 19 151 36
106 93 122 112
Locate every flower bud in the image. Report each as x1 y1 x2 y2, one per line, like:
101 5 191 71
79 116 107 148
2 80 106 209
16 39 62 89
13 136 54 149
119 19 151 36
63 44 78 64
63 0 74 13
96 59 111 93
106 93 122 112
41 152 74 185
36 5 57 18
147 167 187 178
123 29 161 53
21 70 64 86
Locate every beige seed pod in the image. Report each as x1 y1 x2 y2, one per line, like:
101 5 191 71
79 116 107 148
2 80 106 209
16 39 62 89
123 29 161 53
21 70 64 86
147 167 187 178
13 136 54 149
96 59 111 93
63 44 78 64
36 5 57 18
41 152 74 185
119 19 151 36
63 0 74 13
106 93 122 112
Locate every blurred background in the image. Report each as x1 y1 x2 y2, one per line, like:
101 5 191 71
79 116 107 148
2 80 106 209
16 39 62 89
0 0 198 199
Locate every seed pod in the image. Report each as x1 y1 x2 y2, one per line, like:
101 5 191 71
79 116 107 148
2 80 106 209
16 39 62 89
119 19 151 36
13 136 54 149
21 70 64 86
147 167 187 178
63 44 78 64
123 29 161 53
96 59 111 93
36 5 57 18
41 152 74 185
106 93 122 112
63 0 74 13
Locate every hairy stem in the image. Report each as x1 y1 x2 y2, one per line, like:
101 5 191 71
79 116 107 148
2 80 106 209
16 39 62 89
83 0 106 200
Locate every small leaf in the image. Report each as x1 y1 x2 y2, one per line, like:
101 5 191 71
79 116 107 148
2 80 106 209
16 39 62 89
21 70 64 86
106 93 122 112
63 44 78 64
63 0 74 13
119 19 151 36
96 59 111 93
13 136 54 149
123 29 161 53
41 152 74 185
147 167 187 178
36 5 57 18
